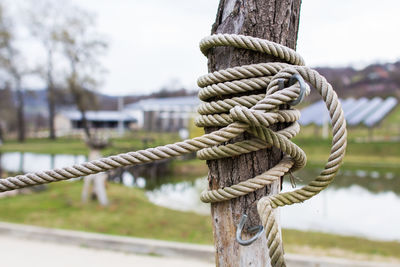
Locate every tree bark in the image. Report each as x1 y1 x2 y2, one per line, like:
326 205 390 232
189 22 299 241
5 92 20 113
206 1 302 266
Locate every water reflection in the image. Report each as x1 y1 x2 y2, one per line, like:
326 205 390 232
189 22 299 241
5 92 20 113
143 166 400 242
145 176 400 242
280 181 400 241
146 179 210 215
107 159 171 190
0 152 87 174
121 172 146 188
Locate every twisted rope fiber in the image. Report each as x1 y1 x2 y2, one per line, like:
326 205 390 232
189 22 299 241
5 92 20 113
0 34 347 267
198 34 347 267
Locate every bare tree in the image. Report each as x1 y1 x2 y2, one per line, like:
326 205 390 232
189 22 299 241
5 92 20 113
0 4 29 142
26 0 64 140
56 7 107 140
51 5 109 205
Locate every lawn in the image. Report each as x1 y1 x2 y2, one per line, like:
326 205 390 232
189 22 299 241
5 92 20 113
0 181 212 244
294 137 400 167
0 181 399 262
0 131 181 156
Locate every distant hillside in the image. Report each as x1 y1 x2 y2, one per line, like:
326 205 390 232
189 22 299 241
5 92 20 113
312 61 400 102
16 89 120 118
15 60 400 118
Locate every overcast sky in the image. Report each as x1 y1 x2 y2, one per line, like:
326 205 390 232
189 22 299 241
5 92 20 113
20 0 400 95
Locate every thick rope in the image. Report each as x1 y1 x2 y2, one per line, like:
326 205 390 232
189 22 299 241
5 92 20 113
0 33 347 267
198 34 347 266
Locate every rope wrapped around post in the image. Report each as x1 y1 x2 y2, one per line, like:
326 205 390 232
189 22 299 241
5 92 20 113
0 34 347 267
198 34 347 266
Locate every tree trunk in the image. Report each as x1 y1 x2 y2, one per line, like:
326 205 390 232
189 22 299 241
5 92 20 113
47 49 56 140
16 81 25 143
48 86 56 139
80 108 91 140
68 62 92 140
206 1 301 266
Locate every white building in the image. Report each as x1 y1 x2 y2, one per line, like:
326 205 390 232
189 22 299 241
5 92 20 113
55 110 137 136
124 95 199 132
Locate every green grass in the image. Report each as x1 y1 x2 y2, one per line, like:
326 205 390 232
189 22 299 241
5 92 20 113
293 137 400 166
0 181 399 261
283 229 400 261
0 131 181 156
0 137 88 155
0 181 212 244
382 105 400 125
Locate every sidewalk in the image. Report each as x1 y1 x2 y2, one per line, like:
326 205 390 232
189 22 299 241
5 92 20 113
0 235 213 267
0 222 398 267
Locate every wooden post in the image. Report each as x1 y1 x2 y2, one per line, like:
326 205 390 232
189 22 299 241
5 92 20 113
206 1 302 266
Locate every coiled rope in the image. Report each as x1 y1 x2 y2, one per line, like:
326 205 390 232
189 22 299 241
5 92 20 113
0 34 347 267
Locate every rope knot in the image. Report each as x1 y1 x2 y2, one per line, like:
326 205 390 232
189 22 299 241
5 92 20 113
229 106 279 128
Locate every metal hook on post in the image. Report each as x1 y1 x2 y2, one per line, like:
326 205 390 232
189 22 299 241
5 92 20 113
236 214 264 246
278 73 308 106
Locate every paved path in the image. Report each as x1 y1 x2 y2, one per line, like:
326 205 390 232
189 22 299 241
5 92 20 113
0 235 214 267
1 222 398 267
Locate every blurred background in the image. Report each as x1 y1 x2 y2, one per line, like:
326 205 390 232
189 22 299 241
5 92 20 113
0 0 399 266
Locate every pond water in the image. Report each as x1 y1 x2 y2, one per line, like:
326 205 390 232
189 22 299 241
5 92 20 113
144 167 400 242
0 152 87 173
1 152 399 242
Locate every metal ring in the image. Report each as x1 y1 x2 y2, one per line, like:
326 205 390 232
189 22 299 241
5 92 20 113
236 214 264 246
278 73 307 106
288 73 307 106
